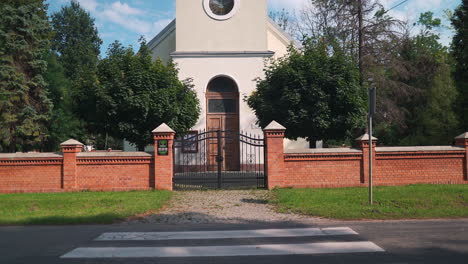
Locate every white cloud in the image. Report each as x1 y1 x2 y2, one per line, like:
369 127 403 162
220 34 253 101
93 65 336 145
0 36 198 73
76 0 98 12
98 2 173 38
409 0 443 10
100 1 152 35
382 0 456 46
382 0 449 22
152 19 172 34
101 9 151 34
110 1 144 15
142 18 173 40
268 0 306 11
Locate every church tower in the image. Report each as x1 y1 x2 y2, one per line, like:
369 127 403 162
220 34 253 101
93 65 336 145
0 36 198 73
138 0 303 180
175 0 268 52
148 0 295 135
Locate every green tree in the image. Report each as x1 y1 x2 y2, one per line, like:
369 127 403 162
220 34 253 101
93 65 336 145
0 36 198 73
42 51 82 151
247 39 366 146
95 40 200 150
0 0 52 152
50 0 102 134
451 0 468 131
296 0 403 85
50 0 102 81
375 12 458 145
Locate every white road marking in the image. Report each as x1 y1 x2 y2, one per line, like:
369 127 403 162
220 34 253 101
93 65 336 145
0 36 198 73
61 241 385 258
95 227 357 241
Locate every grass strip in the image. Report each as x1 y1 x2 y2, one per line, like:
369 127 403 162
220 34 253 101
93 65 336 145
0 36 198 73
272 184 468 220
0 190 172 225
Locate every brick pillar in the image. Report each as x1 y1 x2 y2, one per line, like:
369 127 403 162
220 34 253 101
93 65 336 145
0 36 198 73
455 132 468 181
263 121 286 190
60 139 83 190
356 133 377 184
152 123 175 191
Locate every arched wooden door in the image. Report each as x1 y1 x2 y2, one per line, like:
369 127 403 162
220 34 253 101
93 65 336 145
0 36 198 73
206 76 240 171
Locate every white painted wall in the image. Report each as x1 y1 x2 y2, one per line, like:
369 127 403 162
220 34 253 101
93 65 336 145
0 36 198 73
138 0 309 152
174 55 267 134
176 0 268 52
267 22 291 59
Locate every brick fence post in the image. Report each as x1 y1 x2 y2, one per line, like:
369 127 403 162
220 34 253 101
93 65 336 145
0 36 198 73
356 133 377 184
455 132 468 181
152 123 175 191
263 121 286 190
60 139 83 190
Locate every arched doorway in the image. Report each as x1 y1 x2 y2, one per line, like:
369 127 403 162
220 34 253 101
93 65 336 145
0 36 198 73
206 76 240 171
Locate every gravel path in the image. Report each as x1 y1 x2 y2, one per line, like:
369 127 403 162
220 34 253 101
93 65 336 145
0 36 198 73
126 190 329 225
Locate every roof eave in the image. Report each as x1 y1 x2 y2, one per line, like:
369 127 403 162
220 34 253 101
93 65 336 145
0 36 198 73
148 19 176 50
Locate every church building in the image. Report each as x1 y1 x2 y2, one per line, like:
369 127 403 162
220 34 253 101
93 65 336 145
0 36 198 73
147 0 297 135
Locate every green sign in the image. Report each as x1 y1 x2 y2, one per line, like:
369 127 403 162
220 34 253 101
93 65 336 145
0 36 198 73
158 140 168 156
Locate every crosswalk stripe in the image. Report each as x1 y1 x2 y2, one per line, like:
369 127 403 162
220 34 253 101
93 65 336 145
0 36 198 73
95 227 357 241
61 241 384 258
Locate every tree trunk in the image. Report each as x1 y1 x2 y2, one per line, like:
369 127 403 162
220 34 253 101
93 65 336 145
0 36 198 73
357 0 364 86
309 140 317 149
8 126 16 153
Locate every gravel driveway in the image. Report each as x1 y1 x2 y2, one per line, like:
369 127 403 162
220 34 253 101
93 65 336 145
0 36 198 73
126 190 329 225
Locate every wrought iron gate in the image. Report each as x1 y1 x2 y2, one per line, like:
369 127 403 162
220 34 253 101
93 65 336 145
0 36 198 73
173 130 266 190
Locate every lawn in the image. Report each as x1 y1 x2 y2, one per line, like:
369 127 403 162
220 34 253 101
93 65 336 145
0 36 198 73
272 184 468 220
0 190 172 225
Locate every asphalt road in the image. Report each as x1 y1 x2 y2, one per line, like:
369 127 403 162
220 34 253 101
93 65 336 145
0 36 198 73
1 219 467 264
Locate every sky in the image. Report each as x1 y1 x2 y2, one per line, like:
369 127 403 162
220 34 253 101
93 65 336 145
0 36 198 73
46 0 461 56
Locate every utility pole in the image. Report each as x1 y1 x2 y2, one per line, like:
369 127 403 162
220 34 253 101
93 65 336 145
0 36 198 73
368 82 376 205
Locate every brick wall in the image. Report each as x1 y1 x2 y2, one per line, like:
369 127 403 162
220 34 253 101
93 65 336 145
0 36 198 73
1 122 467 193
282 151 363 188
0 124 175 193
0 152 156 193
375 148 466 185
0 154 63 193
264 121 468 190
75 153 153 191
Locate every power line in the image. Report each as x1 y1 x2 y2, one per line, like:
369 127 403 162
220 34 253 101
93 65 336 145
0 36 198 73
387 0 409 12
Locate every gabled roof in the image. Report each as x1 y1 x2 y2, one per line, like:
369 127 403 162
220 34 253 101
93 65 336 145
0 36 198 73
266 17 301 48
148 19 176 50
147 18 299 51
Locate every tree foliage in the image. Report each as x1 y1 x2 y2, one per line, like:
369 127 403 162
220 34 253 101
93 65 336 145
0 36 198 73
247 39 366 145
375 12 458 145
95 40 200 150
49 0 103 146
297 0 403 82
0 0 52 152
50 0 102 80
42 51 83 151
451 0 468 131
269 9 296 36
287 1 459 145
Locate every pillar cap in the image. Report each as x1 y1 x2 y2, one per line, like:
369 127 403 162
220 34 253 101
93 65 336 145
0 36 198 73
355 133 378 141
152 123 175 133
264 121 286 130
455 132 468 139
60 139 84 146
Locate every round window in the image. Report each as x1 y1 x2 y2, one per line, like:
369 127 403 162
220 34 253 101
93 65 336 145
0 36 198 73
203 0 240 20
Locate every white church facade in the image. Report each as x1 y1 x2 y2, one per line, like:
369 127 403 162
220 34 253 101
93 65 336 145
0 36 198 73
147 0 296 136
